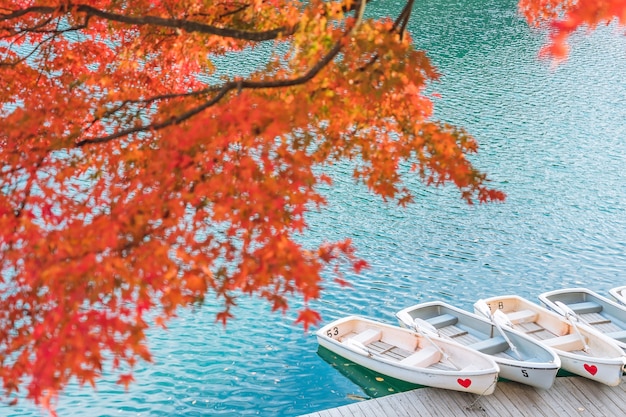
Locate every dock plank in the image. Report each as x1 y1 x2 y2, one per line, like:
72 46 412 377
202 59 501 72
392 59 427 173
565 377 624 416
356 397 393 417
412 389 458 417
526 381 583 417
479 384 529 417
354 400 380 417
393 392 424 416
435 390 490 416
499 383 559 417
557 377 609 416
298 377 626 417
522 384 564 413
372 395 409 417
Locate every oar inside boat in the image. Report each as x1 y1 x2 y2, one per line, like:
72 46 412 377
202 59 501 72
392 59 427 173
412 318 461 370
492 310 513 327
553 301 590 353
473 300 523 360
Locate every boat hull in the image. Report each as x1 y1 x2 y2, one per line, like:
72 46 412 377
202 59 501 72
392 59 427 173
479 295 625 386
539 287 626 353
556 350 624 386
396 301 560 390
316 316 499 395
494 361 559 389
609 286 626 306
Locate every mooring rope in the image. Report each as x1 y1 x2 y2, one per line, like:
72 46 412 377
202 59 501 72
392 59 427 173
465 376 498 412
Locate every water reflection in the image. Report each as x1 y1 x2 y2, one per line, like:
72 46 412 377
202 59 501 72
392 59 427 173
316 346 423 399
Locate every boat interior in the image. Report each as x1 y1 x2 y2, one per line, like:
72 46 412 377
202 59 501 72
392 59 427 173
424 313 510 357
498 307 596 354
547 300 626 343
337 325 462 370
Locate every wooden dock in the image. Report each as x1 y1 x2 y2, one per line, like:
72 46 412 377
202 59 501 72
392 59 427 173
299 376 626 416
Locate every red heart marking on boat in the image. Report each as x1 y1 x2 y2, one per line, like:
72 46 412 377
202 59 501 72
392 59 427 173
457 378 472 388
584 364 598 376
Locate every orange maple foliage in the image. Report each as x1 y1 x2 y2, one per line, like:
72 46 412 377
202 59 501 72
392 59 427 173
0 0 519 409
519 0 626 59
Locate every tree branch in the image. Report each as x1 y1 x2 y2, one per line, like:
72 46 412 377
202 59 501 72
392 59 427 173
3 0 397 149
393 0 415 39
1 4 295 41
76 40 344 147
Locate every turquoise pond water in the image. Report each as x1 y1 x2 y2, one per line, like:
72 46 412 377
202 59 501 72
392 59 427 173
5 0 626 416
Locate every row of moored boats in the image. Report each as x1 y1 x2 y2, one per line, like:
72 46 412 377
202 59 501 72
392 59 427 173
316 286 626 395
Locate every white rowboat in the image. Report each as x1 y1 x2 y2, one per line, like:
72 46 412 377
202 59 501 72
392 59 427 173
477 295 625 386
539 287 626 353
609 286 626 306
395 301 561 389
316 315 500 395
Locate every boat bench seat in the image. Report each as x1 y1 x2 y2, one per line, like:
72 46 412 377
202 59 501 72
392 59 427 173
399 346 441 367
507 310 538 324
468 336 509 355
427 314 458 329
567 301 602 314
541 334 585 351
349 329 382 346
606 330 626 343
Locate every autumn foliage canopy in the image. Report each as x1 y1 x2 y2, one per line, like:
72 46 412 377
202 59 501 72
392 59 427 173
0 0 623 408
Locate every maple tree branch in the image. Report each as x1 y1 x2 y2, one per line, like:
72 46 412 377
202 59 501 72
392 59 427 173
0 4 294 41
73 0 406 148
353 0 414 74
77 41 344 147
393 0 414 39
2 0 412 152
76 3 364 148
4 0 379 149
213 4 250 20
90 86 225 124
83 0 375 126
342 0 373 14
0 15 89 67
0 14 53 35
7 155 46 258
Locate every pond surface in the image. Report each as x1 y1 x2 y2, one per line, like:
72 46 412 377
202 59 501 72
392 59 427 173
6 0 626 416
